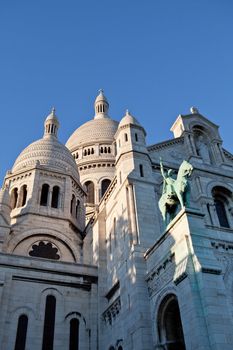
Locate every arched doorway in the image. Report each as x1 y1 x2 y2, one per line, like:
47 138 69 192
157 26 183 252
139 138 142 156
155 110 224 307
157 294 186 350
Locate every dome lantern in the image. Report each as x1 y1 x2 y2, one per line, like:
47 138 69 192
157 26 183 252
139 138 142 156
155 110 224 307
94 89 109 119
44 107 60 138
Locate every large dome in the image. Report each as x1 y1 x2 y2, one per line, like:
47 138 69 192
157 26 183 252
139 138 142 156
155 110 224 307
66 91 119 151
66 118 119 151
12 110 79 180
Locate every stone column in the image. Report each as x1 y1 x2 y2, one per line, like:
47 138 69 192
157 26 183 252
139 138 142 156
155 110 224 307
208 200 219 226
127 184 138 245
48 189 52 207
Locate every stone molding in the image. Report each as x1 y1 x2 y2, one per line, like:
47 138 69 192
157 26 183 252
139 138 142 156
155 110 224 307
146 253 175 297
147 137 184 152
102 296 121 325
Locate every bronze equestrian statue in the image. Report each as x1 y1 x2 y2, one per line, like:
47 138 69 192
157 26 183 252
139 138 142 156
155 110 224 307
158 158 193 226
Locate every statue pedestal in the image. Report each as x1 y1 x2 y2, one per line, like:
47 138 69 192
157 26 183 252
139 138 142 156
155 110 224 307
145 207 233 350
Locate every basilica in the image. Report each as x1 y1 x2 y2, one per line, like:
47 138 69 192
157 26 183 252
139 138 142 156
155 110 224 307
0 91 233 350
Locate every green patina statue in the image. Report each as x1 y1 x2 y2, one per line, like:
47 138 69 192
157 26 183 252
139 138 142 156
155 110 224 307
158 158 193 226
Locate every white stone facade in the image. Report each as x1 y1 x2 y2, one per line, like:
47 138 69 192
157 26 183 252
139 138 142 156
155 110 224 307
0 95 233 350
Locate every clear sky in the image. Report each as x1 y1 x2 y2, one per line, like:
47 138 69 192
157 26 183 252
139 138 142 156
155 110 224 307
0 0 233 183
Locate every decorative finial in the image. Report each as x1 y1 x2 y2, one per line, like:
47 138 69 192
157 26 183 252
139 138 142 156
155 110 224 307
126 109 129 115
51 107 56 115
98 89 104 94
190 106 199 114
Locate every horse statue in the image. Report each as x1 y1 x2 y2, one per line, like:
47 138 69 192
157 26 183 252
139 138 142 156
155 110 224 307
158 158 193 226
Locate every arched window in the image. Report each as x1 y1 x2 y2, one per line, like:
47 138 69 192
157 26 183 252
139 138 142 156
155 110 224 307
135 133 138 142
101 179 111 198
212 186 231 228
40 184 49 206
70 194 75 215
214 198 229 228
69 318 79 350
42 295 56 350
14 314 28 350
10 188 18 209
100 147 103 153
157 294 186 350
124 133 128 142
51 186 60 208
193 127 211 164
118 346 123 350
85 181 95 204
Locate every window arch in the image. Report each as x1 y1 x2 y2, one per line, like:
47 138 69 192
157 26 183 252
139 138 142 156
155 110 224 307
193 127 211 163
84 181 95 204
40 184 49 206
101 179 111 198
69 318 79 350
14 314 28 350
10 188 18 209
157 294 186 350
212 186 231 228
51 186 60 208
42 295 56 350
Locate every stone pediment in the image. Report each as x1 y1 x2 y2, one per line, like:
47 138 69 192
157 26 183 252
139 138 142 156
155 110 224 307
223 148 233 164
148 137 186 164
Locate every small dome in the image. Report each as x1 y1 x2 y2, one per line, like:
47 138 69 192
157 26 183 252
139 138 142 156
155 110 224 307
118 110 141 128
12 111 79 180
45 107 59 123
95 90 109 105
66 118 119 151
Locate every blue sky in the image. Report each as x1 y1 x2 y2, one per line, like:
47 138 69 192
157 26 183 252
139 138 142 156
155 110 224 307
0 0 233 183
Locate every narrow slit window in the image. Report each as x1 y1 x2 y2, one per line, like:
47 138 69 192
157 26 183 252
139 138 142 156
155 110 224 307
21 185 27 206
40 184 49 206
10 188 18 209
14 314 28 350
139 164 144 177
42 295 56 350
69 318 79 350
51 186 60 208
70 194 75 215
